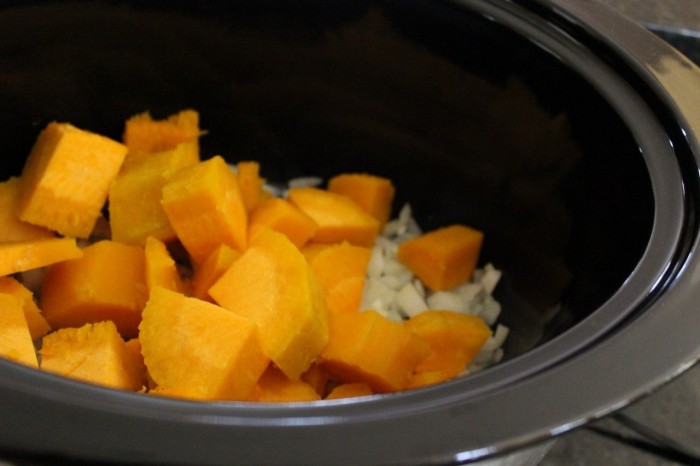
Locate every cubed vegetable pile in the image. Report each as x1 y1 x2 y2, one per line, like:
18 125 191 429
0 110 507 402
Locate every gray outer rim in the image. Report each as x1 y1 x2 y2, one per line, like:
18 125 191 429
2 1 700 465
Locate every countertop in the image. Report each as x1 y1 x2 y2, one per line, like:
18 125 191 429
542 1 700 465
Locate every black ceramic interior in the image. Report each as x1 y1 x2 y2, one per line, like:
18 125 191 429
0 0 654 359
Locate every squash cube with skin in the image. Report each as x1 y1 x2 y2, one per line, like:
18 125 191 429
139 286 269 401
161 155 248 265
0 177 54 243
397 224 484 291
209 228 329 381
40 240 148 339
40 321 144 391
0 293 38 368
0 277 51 341
327 173 396 226
0 237 83 277
17 122 128 238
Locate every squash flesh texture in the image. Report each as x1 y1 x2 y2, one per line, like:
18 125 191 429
320 310 430 393
109 143 199 246
0 237 83 277
0 293 38 368
248 197 318 248
39 321 143 391
250 365 321 402
0 277 51 341
0 177 54 243
190 244 241 301
144 236 187 294
397 224 484 291
309 242 371 314
139 286 269 401
287 187 380 247
17 122 127 238
236 161 270 214
327 173 395 226
40 240 147 339
325 382 374 400
209 228 329 381
123 109 201 157
161 155 248 265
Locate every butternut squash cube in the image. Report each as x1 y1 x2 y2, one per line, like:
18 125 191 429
287 187 381 247
397 224 484 291
109 143 199 246
301 362 331 397
0 293 38 368
248 197 318 248
144 236 187 294
325 382 374 400
308 242 371 314
139 286 269 401
249 365 321 402
320 310 430 393
161 155 248 265
209 228 329 381
191 244 241 301
40 321 143 391
0 276 51 340
0 177 54 243
17 122 128 238
236 161 270 214
0 237 83 277
327 173 395 226
40 240 147 339
123 109 201 158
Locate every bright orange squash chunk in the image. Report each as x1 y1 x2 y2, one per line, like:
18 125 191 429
308 242 371 314
40 240 147 339
237 161 270 214
327 173 395 226
249 365 321 402
209 228 329 381
320 310 430 393
0 277 51 341
123 109 201 158
0 237 83 277
144 236 187 294
0 293 38 368
161 155 248 265
16 122 128 238
0 177 54 243
248 197 317 248
301 362 331 397
287 187 380 247
190 244 241 301
39 321 144 391
139 286 269 401
325 382 374 400
397 225 484 291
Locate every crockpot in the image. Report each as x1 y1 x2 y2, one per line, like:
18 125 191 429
1 0 699 464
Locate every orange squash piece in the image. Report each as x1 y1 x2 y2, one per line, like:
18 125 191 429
301 362 331 397
287 187 381 247
40 240 147 339
248 197 318 248
209 228 329 381
123 109 201 159
0 237 83 277
327 173 395 226
190 244 241 301
0 277 51 341
320 310 430 393
109 142 199 246
0 293 38 368
237 161 270 214
308 242 371 314
325 382 374 400
139 286 269 401
144 236 187 294
397 225 484 291
300 242 332 264
39 321 144 391
250 365 321 402
405 310 492 384
0 177 54 243
16 122 128 238
161 155 248 265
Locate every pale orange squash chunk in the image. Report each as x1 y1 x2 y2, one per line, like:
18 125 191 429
109 142 199 246
0 177 54 243
320 310 430 393
287 187 381 247
17 122 127 238
123 109 201 158
161 155 248 265
190 244 241 301
248 197 318 248
0 276 51 340
40 321 143 391
325 382 374 400
327 173 395 226
397 224 484 291
0 293 38 368
0 237 83 277
144 236 187 294
139 286 269 401
209 228 329 381
40 240 147 339
308 242 371 314
249 365 321 402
